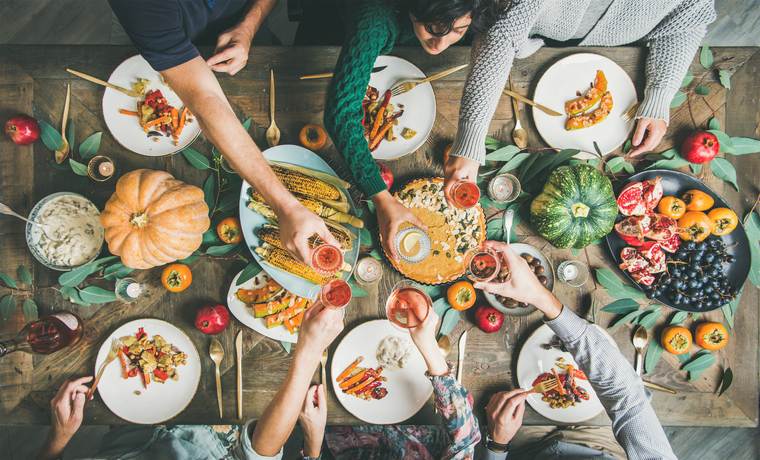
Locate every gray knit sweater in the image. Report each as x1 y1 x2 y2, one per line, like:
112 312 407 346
451 0 716 164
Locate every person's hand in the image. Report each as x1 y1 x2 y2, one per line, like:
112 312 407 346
277 202 341 265
299 385 327 458
408 302 440 348
443 155 480 205
298 302 344 354
41 376 92 459
486 389 529 445
206 23 255 75
373 191 426 261
408 307 449 376
628 117 667 157
473 241 562 318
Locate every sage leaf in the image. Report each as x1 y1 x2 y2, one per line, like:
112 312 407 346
638 308 662 330
69 159 88 176
728 137 760 155
0 271 18 289
694 85 710 96
0 295 15 320
236 260 262 286
601 298 640 315
22 299 38 321
38 120 63 151
682 350 715 373
60 286 91 306
348 277 368 297
708 117 720 130
439 308 461 337
17 265 32 285
67 121 76 157
205 244 238 256
670 311 688 325
497 152 531 173
485 145 521 162
710 157 739 191
718 69 732 90
182 147 211 170
644 338 664 374
689 163 702 174
717 367 733 396
699 45 714 69
681 73 694 88
78 286 117 304
203 175 216 211
281 341 291 354
78 132 102 160
58 262 101 287
670 91 687 108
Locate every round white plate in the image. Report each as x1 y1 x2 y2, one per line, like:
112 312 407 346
484 243 554 316
238 144 360 299
516 324 604 423
94 318 201 424
102 54 201 156
227 269 301 343
369 55 436 161
532 53 637 158
331 320 432 424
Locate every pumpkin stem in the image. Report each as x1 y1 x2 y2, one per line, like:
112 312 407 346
129 211 149 228
571 203 590 218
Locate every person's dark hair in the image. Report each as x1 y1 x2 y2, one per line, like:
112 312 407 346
393 0 505 35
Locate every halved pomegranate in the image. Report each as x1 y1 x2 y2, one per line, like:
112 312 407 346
639 242 666 273
630 268 655 286
642 177 663 212
645 213 677 241
619 248 649 273
617 181 646 216
659 233 681 253
614 215 651 246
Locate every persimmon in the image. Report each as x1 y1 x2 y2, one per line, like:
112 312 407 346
694 322 729 350
447 280 476 311
299 124 328 150
678 211 712 242
707 208 738 236
681 189 714 211
661 326 692 355
216 217 242 244
161 263 193 293
657 196 687 219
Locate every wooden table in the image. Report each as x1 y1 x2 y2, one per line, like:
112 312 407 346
0 46 757 427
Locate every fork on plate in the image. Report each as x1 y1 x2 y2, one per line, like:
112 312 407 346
390 64 468 97
531 376 560 394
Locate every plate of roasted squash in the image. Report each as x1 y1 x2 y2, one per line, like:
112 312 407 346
532 53 637 158
238 144 362 299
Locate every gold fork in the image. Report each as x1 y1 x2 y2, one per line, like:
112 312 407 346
621 102 639 122
531 377 559 394
87 338 123 399
390 64 468 97
320 350 328 385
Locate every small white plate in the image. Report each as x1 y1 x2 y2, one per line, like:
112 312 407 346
331 320 432 424
516 324 605 423
484 243 554 316
227 269 301 344
94 318 201 424
532 53 637 158
369 55 436 161
102 55 201 156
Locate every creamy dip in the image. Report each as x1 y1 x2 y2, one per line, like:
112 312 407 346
376 335 412 370
31 195 104 267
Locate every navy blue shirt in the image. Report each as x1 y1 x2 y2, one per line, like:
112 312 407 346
109 0 249 71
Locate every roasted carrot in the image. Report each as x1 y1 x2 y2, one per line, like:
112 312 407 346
551 369 565 396
358 380 382 396
140 368 151 388
117 349 129 379
340 369 368 389
119 108 139 116
369 90 391 139
336 357 363 382
175 107 188 138
369 121 394 150
171 107 179 131
142 115 172 131
346 374 376 394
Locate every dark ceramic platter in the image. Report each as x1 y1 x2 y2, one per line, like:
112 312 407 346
605 169 750 313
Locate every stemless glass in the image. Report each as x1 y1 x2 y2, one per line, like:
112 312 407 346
319 278 352 310
464 248 501 283
384 280 432 329
488 173 521 203
450 180 481 209
311 243 344 275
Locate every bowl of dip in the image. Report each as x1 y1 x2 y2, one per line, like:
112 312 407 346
25 192 105 271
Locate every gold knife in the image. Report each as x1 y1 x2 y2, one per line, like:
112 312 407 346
643 380 677 394
502 89 563 117
456 330 468 384
235 331 243 419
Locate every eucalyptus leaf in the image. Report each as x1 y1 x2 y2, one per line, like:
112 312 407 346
22 298 38 321
58 262 101 287
479 196 509 211
38 120 63 151
657 148 677 159
601 298 640 314
69 159 88 176
610 309 648 330
670 91 687 108
670 311 689 325
717 367 733 396
694 85 710 96
182 147 211 170
366 200 376 215
622 161 635 174
676 353 691 364
486 218 504 241
638 308 662 329
699 45 714 69
485 145 521 162
281 341 291 354
605 157 626 173
718 69 732 90
723 291 742 328
348 277 368 297
721 303 735 328
216 192 238 213
681 73 694 88
177 252 201 265
79 132 102 160
498 152 531 173
205 244 238 256
644 338 664 374
689 163 702 174
16 265 32 285
432 298 450 318
0 295 15 320
0 271 18 289
688 368 707 382
646 156 690 170
78 286 117 304
103 263 134 280
359 228 373 248
203 175 217 211
60 286 91 306
439 308 461 337
67 121 76 157
202 229 221 245
369 248 382 261
710 157 739 191
595 268 646 300
682 350 715 372
707 129 734 153
708 117 720 130
423 285 445 301
242 117 252 132
744 212 760 287
485 136 505 150
622 139 632 154
728 137 760 155
236 260 262 286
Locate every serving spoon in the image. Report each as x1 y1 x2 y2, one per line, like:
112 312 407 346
632 325 648 375
265 69 281 147
0 202 61 241
54 83 71 163
209 338 225 419
508 76 528 149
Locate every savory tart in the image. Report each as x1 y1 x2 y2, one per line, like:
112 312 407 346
388 178 485 284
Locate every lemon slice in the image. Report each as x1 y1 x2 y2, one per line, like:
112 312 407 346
401 231 422 257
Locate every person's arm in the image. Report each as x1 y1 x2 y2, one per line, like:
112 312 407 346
161 57 339 261
207 0 278 75
37 376 93 460
629 0 716 156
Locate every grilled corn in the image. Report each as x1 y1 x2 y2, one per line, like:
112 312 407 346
249 188 364 229
258 223 353 251
271 164 340 200
255 244 335 284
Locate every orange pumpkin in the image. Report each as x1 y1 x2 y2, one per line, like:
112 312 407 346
661 326 692 355
101 169 210 269
299 124 328 150
694 322 729 350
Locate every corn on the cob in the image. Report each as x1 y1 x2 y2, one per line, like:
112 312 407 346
258 224 353 251
247 198 278 222
255 244 334 285
249 188 364 229
271 164 341 201
271 161 352 190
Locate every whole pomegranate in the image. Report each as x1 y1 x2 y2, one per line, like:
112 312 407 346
4 115 40 145
194 304 230 335
681 131 719 164
377 161 394 190
474 305 504 333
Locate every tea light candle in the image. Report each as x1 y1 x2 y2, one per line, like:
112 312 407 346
562 263 579 281
98 160 115 178
355 256 383 285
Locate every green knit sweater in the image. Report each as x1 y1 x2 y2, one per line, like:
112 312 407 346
324 1 415 198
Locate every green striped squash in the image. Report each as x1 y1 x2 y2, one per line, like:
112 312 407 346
530 164 617 249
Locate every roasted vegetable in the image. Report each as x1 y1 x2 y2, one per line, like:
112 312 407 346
255 244 335 284
257 223 353 251
249 188 363 228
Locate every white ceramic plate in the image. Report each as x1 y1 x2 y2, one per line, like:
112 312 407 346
516 324 604 423
238 144 360 299
331 320 432 424
94 318 201 424
102 54 201 156
227 269 302 344
532 53 637 158
369 55 436 161
484 243 554 316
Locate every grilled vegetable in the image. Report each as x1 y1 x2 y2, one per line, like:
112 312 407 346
257 223 353 251
269 163 349 212
336 357 363 382
265 297 309 329
236 277 284 304
249 188 363 228
255 244 334 284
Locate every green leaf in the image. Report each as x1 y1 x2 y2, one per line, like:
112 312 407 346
177 252 201 265
423 284 445 301
718 69 732 90
0 271 18 289
638 308 662 329
707 129 733 153
59 286 91 306
646 156 690 170
182 147 211 170
689 163 702 175
78 286 117 304
722 291 742 328
103 262 134 280
69 159 88 176
670 311 689 325
22 298 38 321
717 367 733 396
485 145 521 162
67 121 76 157
203 175 217 211
676 353 691 364
347 277 368 297
710 157 739 191
605 156 626 173
58 262 101 287
281 341 291 354
439 308 461 337
610 309 648 330
744 212 760 287
38 120 63 151
699 45 714 69
682 350 715 373
479 196 510 211
236 260 262 286
16 265 32 285
78 132 102 160
205 244 238 256
708 117 720 130
202 229 221 245
728 137 760 155
497 152 531 173
369 248 382 260
359 228 373 248
485 136 505 150
622 139 632 154
366 200 376 215
601 298 640 314
670 91 687 108
681 73 694 88
486 217 504 241
595 268 646 299
694 85 710 96
242 117 252 132
0 295 15 320
432 298 450 318
622 160 635 174
657 148 677 159
216 192 238 213
644 339 664 374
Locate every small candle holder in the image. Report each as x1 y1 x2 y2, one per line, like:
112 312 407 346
557 260 589 288
355 256 383 286
115 278 144 302
488 173 521 203
87 155 115 182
